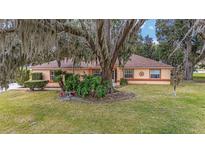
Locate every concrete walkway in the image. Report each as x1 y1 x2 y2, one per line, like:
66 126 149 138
0 83 22 93
0 83 61 93
15 87 61 91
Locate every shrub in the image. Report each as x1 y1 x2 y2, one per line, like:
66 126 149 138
52 70 63 84
77 83 90 97
77 75 109 98
77 75 99 97
52 70 63 82
31 73 43 80
64 74 80 91
84 75 101 91
64 73 74 81
54 70 63 76
96 85 107 98
24 80 48 91
120 78 128 86
53 75 62 83
52 70 67 91
102 80 112 90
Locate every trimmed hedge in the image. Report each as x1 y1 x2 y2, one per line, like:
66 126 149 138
31 73 43 80
24 80 48 91
120 78 128 86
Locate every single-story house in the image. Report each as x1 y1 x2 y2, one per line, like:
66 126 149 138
31 55 174 87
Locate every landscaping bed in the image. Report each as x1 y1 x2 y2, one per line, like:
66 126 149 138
59 90 135 103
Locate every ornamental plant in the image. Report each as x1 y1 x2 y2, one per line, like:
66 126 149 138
64 74 80 92
120 78 128 86
24 80 48 91
76 75 109 98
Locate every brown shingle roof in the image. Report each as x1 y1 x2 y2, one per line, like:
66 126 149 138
124 55 173 68
31 55 173 69
31 59 97 69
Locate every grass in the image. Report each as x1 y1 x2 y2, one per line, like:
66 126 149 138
1 79 205 133
193 73 205 82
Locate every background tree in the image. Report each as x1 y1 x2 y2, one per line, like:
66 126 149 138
118 32 143 67
137 35 156 59
156 19 205 80
15 67 30 86
0 20 57 88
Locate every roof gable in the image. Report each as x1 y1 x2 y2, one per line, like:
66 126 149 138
124 55 173 68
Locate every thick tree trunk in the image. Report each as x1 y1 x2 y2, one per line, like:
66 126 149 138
183 41 194 80
101 67 112 81
183 61 194 80
101 64 113 93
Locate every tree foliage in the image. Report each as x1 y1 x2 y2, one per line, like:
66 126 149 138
0 19 145 90
15 67 30 86
156 19 205 80
118 32 143 67
24 80 48 91
136 35 160 60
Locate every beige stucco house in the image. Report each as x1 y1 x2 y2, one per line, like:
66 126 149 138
31 55 173 87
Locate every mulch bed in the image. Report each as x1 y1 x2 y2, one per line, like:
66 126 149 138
59 90 135 103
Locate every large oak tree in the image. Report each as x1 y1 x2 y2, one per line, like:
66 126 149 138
0 19 145 89
62 19 145 85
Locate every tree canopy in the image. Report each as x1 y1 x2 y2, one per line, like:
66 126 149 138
156 19 205 80
1 19 205 89
0 19 145 88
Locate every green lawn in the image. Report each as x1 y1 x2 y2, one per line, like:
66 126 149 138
193 73 205 82
1 81 205 133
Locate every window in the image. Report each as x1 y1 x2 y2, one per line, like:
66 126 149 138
74 63 81 67
124 69 134 78
50 71 55 81
112 70 115 80
150 70 161 79
92 69 101 76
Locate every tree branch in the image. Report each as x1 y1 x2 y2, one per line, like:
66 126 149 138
64 23 87 37
168 19 200 59
111 19 145 68
194 43 205 64
104 19 111 52
79 20 97 55
96 19 110 67
64 21 97 56
96 19 104 49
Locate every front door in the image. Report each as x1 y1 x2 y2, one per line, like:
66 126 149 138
112 69 117 83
